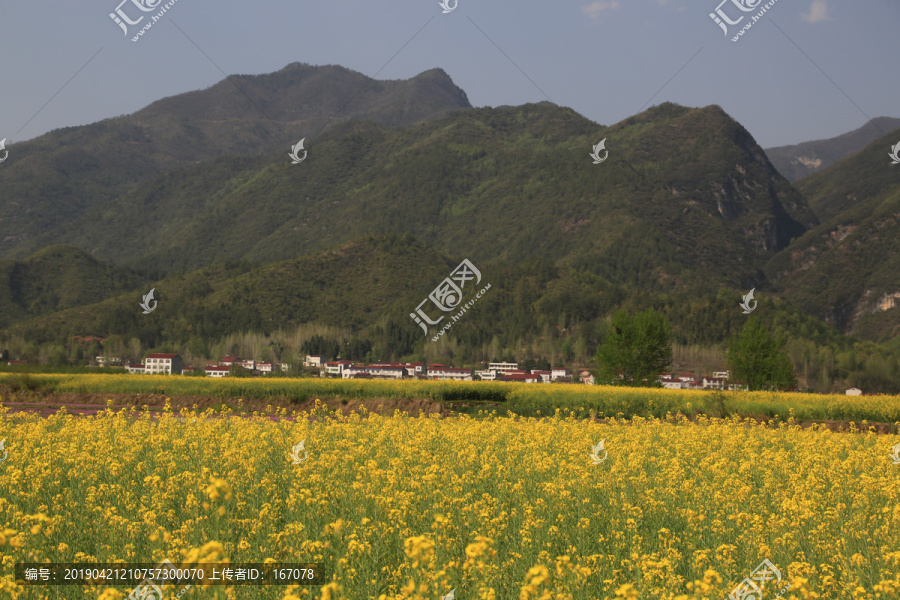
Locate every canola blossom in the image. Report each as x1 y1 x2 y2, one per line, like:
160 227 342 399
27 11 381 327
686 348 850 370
1 399 899 599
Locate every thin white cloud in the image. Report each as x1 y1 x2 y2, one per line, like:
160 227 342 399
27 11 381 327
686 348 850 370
582 1 620 21
801 0 831 23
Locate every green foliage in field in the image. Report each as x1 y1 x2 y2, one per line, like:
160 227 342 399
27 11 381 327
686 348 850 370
593 308 672 387
726 317 797 391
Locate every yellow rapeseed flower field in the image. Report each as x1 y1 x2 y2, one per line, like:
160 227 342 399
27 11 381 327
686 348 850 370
1 398 899 599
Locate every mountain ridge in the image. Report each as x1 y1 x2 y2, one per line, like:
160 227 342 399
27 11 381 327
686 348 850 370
764 117 900 183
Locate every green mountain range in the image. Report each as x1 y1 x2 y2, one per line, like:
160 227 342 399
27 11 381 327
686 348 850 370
766 129 900 341
0 63 471 260
7 98 817 290
0 62 898 391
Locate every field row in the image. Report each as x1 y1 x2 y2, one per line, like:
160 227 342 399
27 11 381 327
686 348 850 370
2 373 900 424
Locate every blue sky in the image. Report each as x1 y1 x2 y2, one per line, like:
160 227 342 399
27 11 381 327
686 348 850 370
1 0 898 148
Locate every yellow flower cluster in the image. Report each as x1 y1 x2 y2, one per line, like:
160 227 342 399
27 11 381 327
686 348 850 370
0 399 899 599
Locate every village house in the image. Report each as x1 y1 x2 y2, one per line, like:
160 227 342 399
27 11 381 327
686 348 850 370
488 362 519 374
257 362 275 374
475 369 497 381
702 376 726 390
429 365 473 381
304 355 326 368
661 377 686 389
239 359 255 370
220 356 240 367
343 364 407 379
578 370 595 385
845 387 862 396
530 370 552 383
551 368 571 380
125 363 145 374
405 362 425 375
323 361 354 377
144 353 183 375
205 365 230 378
498 372 540 383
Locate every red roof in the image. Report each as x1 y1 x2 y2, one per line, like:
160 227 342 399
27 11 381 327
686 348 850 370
431 367 472 374
147 353 178 359
206 366 230 372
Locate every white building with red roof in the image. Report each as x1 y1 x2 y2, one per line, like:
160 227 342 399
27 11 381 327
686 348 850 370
661 377 686 389
531 370 552 383
205 365 230 378
498 372 539 383
428 365 473 381
324 361 354 377
342 364 407 379
404 362 425 375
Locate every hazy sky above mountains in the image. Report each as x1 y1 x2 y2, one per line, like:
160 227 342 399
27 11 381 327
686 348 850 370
2 0 897 148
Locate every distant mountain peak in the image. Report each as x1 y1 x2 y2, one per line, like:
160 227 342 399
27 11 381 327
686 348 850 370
765 116 900 182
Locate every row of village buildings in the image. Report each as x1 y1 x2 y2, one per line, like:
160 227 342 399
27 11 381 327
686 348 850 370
81 353 751 390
